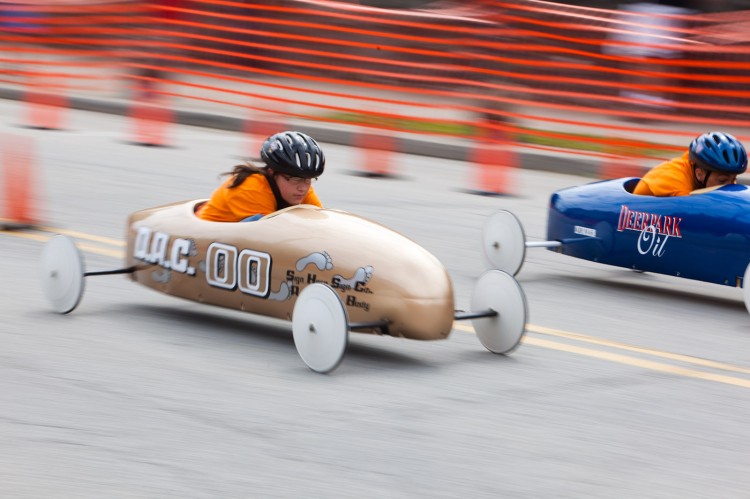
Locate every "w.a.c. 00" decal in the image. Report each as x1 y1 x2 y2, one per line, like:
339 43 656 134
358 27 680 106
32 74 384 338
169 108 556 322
133 227 271 298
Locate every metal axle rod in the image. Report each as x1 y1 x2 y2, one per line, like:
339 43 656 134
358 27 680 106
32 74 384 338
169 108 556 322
454 309 498 321
525 241 562 248
84 266 137 277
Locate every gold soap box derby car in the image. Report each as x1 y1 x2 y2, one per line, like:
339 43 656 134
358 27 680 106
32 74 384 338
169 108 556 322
41 200 528 373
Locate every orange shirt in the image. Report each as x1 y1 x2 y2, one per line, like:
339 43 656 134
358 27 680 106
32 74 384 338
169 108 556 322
196 173 322 222
633 152 695 197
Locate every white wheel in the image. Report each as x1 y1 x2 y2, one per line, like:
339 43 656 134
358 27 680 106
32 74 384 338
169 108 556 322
482 210 526 276
292 283 349 373
40 235 85 314
471 270 527 354
743 261 750 316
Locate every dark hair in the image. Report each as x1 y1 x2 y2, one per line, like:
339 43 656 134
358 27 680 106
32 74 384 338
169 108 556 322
223 161 267 189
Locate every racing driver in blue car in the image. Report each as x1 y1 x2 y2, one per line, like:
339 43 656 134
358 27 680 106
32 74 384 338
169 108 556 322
634 131 748 197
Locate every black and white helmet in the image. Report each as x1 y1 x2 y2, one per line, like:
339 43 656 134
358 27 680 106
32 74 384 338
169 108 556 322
260 131 325 178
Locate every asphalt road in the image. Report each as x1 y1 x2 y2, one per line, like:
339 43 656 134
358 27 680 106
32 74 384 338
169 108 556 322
2 101 750 498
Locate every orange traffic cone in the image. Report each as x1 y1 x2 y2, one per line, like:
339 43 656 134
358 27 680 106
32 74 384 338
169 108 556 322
130 95 173 147
24 78 67 131
1 134 39 229
129 69 173 147
469 125 517 196
357 130 397 177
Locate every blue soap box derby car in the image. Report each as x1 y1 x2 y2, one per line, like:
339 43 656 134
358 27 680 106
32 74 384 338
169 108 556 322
482 177 750 313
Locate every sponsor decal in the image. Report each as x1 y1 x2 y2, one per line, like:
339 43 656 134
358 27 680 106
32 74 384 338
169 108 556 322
332 265 373 293
133 227 271 297
574 225 596 237
617 205 682 237
346 294 370 312
134 227 197 276
617 205 683 257
133 230 373 309
284 264 374 306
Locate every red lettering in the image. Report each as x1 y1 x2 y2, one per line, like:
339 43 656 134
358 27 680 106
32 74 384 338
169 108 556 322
663 216 672 236
633 211 641 230
627 211 636 230
639 212 649 231
672 217 682 237
617 205 629 232
617 207 682 238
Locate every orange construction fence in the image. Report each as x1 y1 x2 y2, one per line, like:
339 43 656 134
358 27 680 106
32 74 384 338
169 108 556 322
0 1 748 166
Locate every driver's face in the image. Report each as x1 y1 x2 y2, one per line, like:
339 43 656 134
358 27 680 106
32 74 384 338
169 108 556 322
697 168 737 188
274 173 313 205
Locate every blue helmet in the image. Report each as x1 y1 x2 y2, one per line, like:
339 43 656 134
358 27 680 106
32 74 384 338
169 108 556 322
689 131 747 175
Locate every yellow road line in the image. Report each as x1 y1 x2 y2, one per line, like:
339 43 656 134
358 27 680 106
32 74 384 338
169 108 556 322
454 324 750 383
37 226 125 247
527 324 750 376
2 229 125 259
527 336 750 389
76 243 124 259
1 231 49 243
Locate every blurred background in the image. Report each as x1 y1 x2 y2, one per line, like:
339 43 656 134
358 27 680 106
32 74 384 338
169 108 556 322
4 4 750 496
1 0 750 184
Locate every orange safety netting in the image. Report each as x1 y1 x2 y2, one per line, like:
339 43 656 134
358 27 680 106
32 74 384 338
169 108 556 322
0 0 748 163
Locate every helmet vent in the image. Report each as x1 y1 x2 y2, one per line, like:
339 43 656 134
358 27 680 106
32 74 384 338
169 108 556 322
689 131 747 175
260 130 326 177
